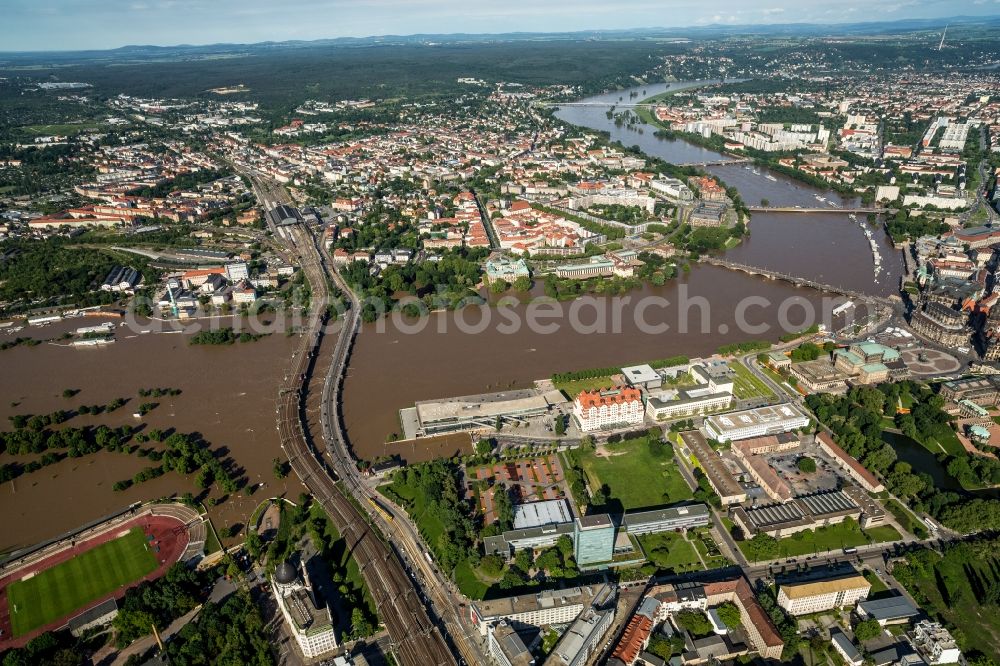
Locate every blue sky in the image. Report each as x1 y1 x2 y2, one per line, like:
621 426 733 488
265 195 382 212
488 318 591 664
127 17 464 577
1 0 991 51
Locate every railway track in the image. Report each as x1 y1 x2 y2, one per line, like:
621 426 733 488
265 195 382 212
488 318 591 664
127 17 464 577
274 223 455 666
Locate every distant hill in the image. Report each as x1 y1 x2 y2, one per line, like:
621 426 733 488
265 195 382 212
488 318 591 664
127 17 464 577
0 14 995 61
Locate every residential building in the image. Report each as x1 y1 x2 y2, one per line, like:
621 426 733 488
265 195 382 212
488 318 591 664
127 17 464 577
622 504 710 535
232 280 257 304
938 375 1000 407
910 302 968 347
833 342 907 385
224 261 249 282
483 522 575 559
732 488 868 539
609 597 659 665
816 432 885 493
622 364 663 390
831 630 864 666
645 364 734 421
910 621 962 665
702 578 785 660
856 595 919 626
776 573 871 616
737 449 792 502
789 359 849 394
485 255 530 284
470 586 604 635
645 388 732 421
733 433 799 455
408 388 564 437
101 265 143 293
487 621 535 666
513 499 573 530
548 608 614 666
649 178 694 202
765 351 791 370
572 387 645 432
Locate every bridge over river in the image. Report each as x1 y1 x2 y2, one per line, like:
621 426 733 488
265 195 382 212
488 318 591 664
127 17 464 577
748 206 888 214
699 257 896 307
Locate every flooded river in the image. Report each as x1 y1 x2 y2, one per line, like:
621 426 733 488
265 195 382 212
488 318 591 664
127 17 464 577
0 317 301 552
2 80 905 549
343 267 867 462
342 80 902 463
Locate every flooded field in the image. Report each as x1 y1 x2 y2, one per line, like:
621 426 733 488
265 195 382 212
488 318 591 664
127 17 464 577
0 317 301 553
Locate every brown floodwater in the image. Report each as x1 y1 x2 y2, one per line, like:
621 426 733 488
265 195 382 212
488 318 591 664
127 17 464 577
0 316 301 553
342 264 870 463
0 81 906 551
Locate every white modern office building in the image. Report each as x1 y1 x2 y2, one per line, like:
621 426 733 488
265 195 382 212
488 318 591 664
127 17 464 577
704 404 810 443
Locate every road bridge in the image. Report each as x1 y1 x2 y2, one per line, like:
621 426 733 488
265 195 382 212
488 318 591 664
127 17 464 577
699 257 894 306
748 206 887 214
676 158 753 167
536 101 656 108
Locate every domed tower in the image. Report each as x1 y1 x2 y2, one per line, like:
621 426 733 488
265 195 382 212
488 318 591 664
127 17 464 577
273 560 299 591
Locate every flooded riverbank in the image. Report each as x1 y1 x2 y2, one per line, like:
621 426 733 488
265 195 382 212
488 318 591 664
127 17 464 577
343 265 862 462
0 318 300 552
341 81 899 463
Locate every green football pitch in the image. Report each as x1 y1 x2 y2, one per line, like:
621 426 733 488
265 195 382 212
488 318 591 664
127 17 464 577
6 527 158 636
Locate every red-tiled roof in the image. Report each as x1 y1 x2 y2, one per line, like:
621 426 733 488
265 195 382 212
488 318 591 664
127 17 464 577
575 387 642 410
817 432 882 489
611 614 653 664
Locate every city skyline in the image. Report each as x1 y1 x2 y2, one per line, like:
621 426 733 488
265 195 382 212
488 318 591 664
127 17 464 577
0 0 991 52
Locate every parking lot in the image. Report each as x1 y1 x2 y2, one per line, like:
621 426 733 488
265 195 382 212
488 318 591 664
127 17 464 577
764 441 841 496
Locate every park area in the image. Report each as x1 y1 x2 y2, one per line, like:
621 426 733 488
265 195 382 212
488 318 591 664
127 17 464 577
638 531 703 573
894 537 1000 662
6 528 158 636
570 436 693 511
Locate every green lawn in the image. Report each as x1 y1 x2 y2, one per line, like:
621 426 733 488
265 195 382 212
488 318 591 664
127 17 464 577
380 478 447 551
7 528 157 636
730 361 775 400
553 375 617 397
576 439 694 510
884 499 929 539
691 529 732 569
759 363 788 388
19 122 104 136
897 542 1000 661
864 525 903 543
639 531 703 573
926 426 964 457
739 521 901 560
307 505 378 630
863 569 889 595
453 559 491 600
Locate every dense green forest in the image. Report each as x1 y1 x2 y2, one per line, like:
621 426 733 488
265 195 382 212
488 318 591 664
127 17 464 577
806 383 1000 533
0 41 682 112
158 590 274 665
0 238 154 314
342 248 488 321
893 536 1000 663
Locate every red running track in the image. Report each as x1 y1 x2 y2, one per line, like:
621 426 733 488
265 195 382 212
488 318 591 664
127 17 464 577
0 512 189 651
